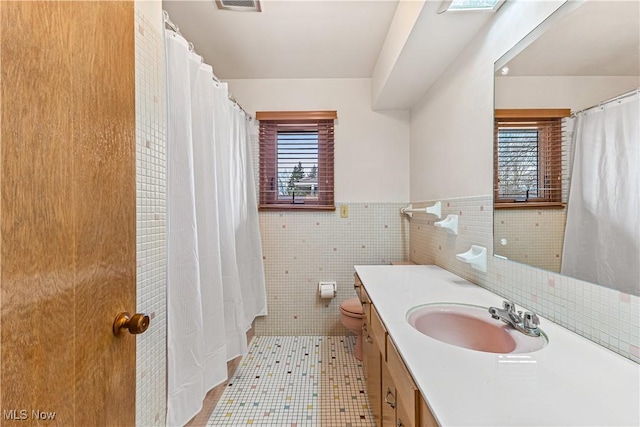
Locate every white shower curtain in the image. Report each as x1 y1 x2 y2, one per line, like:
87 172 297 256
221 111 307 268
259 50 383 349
562 92 639 295
227 96 268 337
211 82 267 360
165 31 267 427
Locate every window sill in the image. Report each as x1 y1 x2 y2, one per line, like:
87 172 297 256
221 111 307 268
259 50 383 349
494 202 566 210
259 204 336 212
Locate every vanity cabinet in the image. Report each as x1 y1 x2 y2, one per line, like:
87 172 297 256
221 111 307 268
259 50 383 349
355 273 439 427
357 274 383 425
381 360 397 425
420 397 439 427
387 336 418 427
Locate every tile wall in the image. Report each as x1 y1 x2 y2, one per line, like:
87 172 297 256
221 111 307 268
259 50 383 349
494 208 566 272
134 9 167 426
257 203 410 336
410 195 640 363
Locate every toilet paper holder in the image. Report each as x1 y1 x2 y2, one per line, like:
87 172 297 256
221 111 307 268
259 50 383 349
318 281 337 298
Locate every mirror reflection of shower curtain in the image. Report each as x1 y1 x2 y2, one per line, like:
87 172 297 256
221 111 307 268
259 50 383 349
562 92 640 296
165 31 267 427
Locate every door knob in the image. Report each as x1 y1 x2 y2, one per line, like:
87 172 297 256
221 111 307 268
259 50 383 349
113 312 150 337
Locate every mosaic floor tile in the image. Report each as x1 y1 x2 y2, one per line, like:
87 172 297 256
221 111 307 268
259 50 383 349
208 336 375 426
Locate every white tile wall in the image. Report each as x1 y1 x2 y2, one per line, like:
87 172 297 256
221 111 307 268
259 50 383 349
257 203 410 336
410 195 640 363
134 9 167 426
494 208 566 272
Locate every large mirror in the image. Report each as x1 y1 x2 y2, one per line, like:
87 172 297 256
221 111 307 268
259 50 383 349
493 0 640 296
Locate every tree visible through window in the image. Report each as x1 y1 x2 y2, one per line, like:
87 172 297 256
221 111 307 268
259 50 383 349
257 111 336 210
497 127 541 199
279 131 318 202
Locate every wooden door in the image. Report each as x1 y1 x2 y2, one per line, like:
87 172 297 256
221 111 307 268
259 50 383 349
0 2 137 425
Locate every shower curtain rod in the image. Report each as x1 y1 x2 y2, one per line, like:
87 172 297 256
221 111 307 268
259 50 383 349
571 87 640 117
162 10 252 120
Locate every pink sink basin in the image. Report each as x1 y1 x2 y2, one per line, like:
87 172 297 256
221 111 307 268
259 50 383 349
406 303 547 354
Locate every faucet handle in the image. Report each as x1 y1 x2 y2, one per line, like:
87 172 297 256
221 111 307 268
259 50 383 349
488 307 500 320
523 312 540 329
502 300 516 313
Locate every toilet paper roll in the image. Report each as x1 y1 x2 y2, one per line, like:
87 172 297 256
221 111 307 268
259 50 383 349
319 283 336 299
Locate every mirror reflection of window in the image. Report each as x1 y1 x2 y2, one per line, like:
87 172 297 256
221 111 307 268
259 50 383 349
497 127 540 201
494 110 569 207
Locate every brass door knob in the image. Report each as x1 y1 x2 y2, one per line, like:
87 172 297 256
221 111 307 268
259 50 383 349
113 312 150 337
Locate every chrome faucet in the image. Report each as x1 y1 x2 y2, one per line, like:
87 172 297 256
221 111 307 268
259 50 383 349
488 300 541 337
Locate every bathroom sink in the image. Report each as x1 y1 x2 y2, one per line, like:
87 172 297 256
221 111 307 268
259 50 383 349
406 303 547 354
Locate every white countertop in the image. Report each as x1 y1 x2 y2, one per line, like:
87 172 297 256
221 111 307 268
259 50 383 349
354 264 640 427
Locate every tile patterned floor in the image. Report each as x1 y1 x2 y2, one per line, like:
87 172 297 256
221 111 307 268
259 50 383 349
208 336 375 426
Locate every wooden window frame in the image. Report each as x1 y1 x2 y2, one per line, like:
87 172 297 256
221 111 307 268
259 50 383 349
494 109 570 209
257 111 336 211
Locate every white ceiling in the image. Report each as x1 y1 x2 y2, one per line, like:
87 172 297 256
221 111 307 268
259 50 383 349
161 1 640 106
503 0 640 77
162 0 399 79
162 0 505 109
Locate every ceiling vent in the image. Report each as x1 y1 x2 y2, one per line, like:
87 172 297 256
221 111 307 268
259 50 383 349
215 0 261 12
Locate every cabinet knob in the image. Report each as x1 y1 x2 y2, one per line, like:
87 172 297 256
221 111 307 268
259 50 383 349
384 388 396 409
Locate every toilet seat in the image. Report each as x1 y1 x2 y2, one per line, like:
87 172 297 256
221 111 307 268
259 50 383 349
340 297 364 318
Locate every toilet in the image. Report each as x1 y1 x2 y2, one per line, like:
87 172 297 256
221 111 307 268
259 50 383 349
340 297 364 360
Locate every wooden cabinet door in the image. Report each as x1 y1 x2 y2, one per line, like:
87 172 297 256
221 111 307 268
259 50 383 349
396 395 415 427
381 360 397 427
419 397 440 427
364 322 382 425
0 2 137 425
387 337 418 427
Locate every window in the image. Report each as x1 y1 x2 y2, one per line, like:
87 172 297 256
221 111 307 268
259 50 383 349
257 111 336 210
494 109 570 207
438 0 505 13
